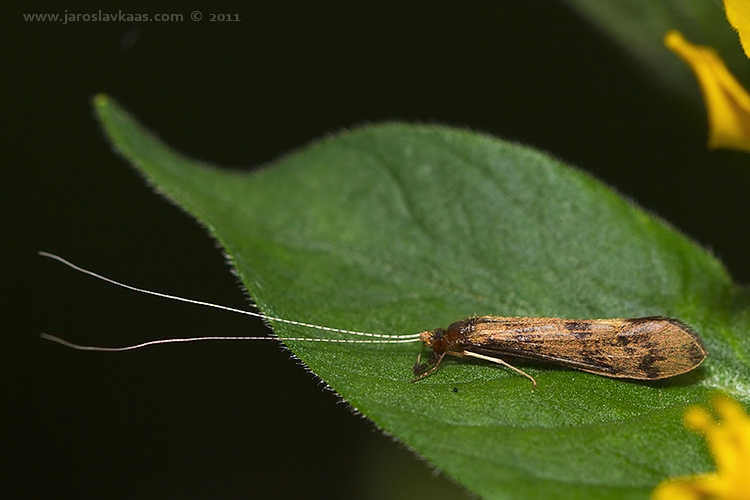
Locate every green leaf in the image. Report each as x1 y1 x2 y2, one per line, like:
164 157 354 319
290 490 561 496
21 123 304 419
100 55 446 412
561 0 750 107
94 94 750 500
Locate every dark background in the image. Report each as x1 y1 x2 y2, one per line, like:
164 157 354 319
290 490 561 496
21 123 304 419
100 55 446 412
4 1 749 499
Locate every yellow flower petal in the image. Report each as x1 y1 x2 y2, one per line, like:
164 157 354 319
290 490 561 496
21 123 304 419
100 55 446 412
725 0 750 58
652 396 750 500
652 474 721 500
685 406 712 431
665 30 750 153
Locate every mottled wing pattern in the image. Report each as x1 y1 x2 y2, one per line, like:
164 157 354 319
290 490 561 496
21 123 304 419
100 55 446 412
463 316 706 379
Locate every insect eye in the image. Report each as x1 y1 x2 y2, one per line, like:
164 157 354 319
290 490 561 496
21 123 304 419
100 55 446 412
432 338 447 353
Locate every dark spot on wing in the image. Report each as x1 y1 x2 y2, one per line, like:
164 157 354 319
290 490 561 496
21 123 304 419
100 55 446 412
638 351 666 379
565 321 593 339
565 321 590 331
616 333 635 346
580 349 614 373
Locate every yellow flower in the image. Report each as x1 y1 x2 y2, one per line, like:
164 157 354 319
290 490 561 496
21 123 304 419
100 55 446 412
725 0 750 58
664 31 750 153
652 396 750 500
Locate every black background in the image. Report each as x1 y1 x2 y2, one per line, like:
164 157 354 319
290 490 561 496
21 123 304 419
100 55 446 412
5 1 749 499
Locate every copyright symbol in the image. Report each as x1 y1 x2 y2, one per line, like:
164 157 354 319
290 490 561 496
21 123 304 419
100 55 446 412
191 11 202 21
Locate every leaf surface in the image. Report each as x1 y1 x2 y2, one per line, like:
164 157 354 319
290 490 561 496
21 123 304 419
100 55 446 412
95 95 749 499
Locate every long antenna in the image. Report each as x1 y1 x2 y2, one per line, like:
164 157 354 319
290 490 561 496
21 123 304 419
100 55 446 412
38 251 423 349
40 333 420 351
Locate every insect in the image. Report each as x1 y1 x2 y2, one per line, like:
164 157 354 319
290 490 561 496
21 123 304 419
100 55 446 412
412 316 707 387
39 252 707 387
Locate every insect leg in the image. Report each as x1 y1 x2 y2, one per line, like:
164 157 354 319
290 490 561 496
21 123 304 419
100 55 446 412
410 352 447 382
463 351 537 387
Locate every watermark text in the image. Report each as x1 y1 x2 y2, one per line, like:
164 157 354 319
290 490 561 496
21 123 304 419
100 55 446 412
23 11 241 24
